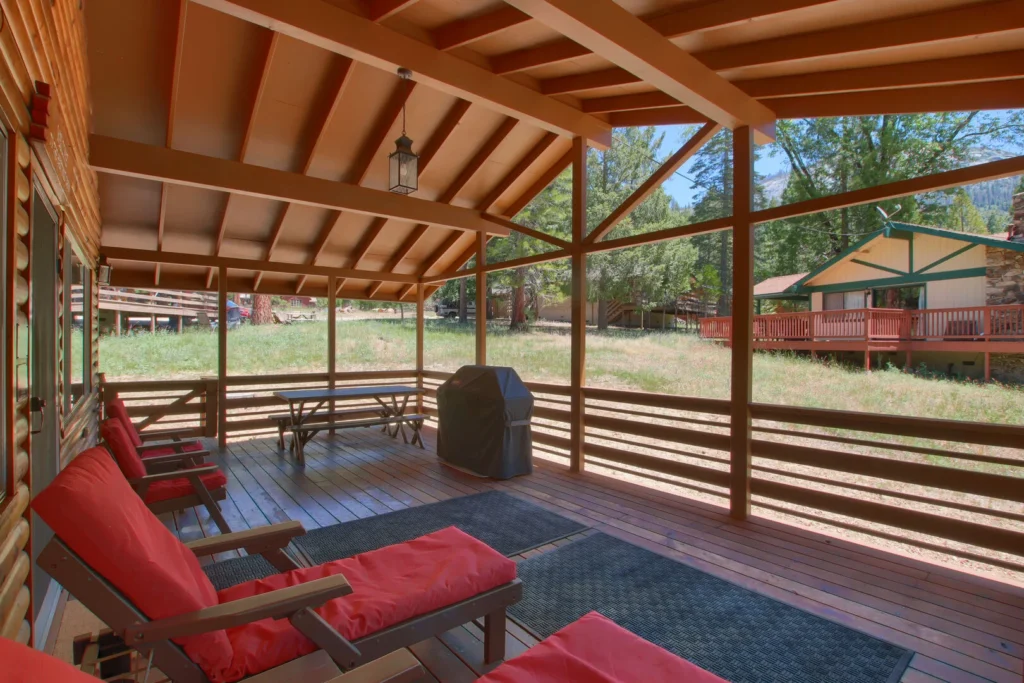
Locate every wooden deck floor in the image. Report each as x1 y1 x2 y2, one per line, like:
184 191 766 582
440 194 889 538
159 427 1024 683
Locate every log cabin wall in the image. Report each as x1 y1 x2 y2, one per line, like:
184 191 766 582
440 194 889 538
0 0 100 646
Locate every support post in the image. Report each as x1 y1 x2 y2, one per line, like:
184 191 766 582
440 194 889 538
569 137 588 473
176 315 183 334
729 127 754 520
114 310 121 336
984 352 991 383
217 267 228 449
416 283 425 413
328 276 337 433
150 314 156 333
475 233 487 365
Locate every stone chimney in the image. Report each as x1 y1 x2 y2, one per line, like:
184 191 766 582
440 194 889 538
1010 193 1024 243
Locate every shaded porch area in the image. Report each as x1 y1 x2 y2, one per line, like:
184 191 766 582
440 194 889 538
50 425 1022 683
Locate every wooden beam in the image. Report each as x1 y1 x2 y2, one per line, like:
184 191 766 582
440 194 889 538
433 7 531 50
101 247 420 284
494 0 834 75
581 91 678 113
193 0 611 148
416 283 424 411
737 50 1024 99
608 106 707 128
110 269 412 300
421 248 571 283
363 118 519 295
475 233 487 365
584 122 719 245
217 267 227 449
730 126 754 520
542 67 640 95
586 216 733 254
698 0 1024 73
365 0 419 22
766 79 1024 120
156 0 190 285
418 232 465 278
210 31 280 288
753 154 1024 225
481 214 570 250
504 0 775 141
255 55 355 290
477 133 558 213
89 135 510 236
569 136 587 473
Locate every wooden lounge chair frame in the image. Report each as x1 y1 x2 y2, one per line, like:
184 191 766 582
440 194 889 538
121 450 232 534
38 521 522 683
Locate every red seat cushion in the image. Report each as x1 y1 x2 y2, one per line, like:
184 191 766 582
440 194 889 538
213 526 517 682
144 466 228 503
106 397 143 448
101 418 146 480
0 636 100 683
31 447 233 678
478 612 727 683
141 440 205 458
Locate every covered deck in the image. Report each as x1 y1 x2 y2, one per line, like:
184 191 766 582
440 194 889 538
96 426 1018 683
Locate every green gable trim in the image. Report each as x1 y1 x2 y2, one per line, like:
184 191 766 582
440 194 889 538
791 228 886 290
753 292 810 301
849 258 908 277
888 222 1024 253
914 243 977 275
800 267 986 294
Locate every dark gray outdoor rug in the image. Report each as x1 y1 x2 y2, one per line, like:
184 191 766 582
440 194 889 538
203 491 586 590
294 490 586 565
509 533 913 683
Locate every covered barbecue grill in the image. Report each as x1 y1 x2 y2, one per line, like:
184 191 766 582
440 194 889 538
437 366 533 479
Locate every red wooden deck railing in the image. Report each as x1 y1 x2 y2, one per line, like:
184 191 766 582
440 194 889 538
700 305 1024 343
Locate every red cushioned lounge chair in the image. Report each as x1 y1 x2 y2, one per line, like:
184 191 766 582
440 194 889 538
0 632 425 683
101 418 233 534
106 395 207 459
32 447 522 683
478 611 728 683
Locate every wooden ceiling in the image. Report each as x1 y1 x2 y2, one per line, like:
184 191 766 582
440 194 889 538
88 0 1024 300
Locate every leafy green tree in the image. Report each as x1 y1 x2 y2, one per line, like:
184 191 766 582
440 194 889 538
945 189 988 233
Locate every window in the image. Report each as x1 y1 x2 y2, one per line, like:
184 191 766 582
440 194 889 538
63 234 91 414
872 286 922 310
823 292 845 310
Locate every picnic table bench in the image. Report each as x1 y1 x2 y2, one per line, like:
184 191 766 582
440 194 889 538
274 385 425 464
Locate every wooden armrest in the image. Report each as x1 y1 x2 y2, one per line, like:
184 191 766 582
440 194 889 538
137 440 201 454
186 521 306 557
325 649 423 683
139 428 195 443
125 574 353 645
130 464 218 486
141 451 206 471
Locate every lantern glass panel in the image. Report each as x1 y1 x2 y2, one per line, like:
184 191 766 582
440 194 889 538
389 149 418 194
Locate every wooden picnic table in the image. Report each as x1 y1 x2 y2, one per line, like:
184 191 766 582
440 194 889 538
274 385 425 464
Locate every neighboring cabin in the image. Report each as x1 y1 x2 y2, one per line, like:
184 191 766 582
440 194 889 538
703 206 1024 383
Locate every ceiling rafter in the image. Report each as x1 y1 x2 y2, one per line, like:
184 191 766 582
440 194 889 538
253 55 355 290
535 0 1024 99
504 0 775 141
338 98 472 294
365 0 420 22
608 106 707 127
491 0 836 74
364 117 519 298
433 6 532 51
409 144 573 290
195 0 611 148
155 0 189 286
206 31 280 289
585 122 719 245
294 79 416 292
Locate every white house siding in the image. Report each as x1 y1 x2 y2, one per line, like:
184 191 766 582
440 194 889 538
925 277 985 309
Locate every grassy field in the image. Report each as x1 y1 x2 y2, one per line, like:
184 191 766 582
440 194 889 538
96 318 1024 426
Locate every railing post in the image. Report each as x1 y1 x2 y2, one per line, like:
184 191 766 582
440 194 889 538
416 283 425 414
730 127 754 520
203 377 218 439
569 137 588 474
217 267 227 449
328 276 337 434
475 233 487 365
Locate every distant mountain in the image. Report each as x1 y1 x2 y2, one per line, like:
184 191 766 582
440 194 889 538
760 147 1020 212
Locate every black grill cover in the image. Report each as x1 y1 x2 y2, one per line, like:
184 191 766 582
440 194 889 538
437 366 533 479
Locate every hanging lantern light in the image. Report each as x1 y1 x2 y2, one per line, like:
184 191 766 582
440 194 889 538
388 67 418 195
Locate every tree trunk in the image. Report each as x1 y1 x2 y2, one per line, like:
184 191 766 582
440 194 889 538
597 299 608 330
510 268 527 330
458 279 467 324
252 295 273 325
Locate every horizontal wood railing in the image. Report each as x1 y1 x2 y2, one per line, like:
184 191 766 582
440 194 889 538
700 304 1024 343
72 285 218 315
104 372 1024 570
